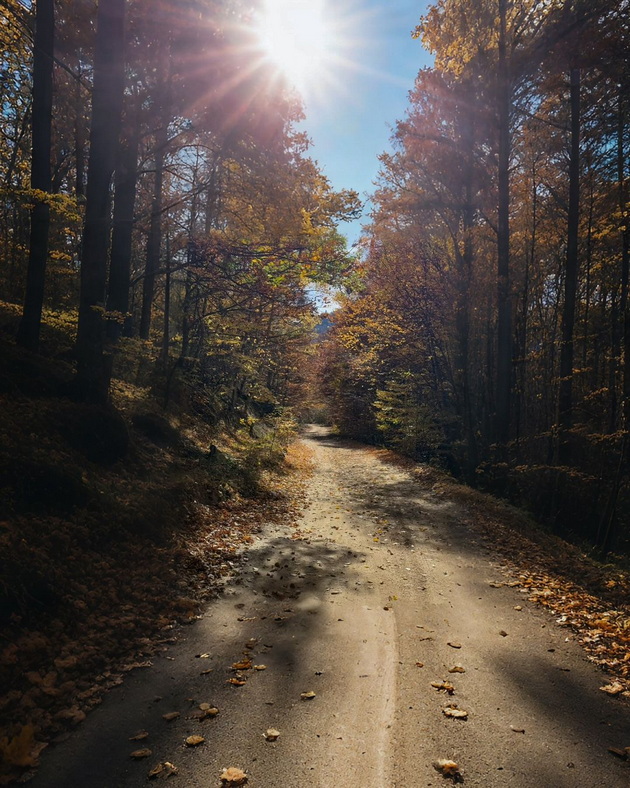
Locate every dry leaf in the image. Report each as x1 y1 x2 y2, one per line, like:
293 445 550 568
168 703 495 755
121 660 152 672
263 728 280 741
433 759 460 777
129 730 149 741
499 630 508 637
227 678 247 686
220 766 248 784
600 682 624 696
514 605 523 611
196 653 211 659
442 704 468 719
300 691 316 700
510 726 526 733
0 725 44 768
431 681 455 695
185 735 205 747
253 664 267 671
447 641 462 649
231 659 252 671
448 665 465 673
162 711 180 721
200 669 213 675
415 661 424 668
148 761 178 779
130 748 152 759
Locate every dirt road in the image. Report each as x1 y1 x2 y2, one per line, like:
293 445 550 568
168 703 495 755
32 427 630 787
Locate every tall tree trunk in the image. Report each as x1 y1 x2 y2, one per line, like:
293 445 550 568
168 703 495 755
619 90 630 446
160 231 171 366
139 122 167 340
16 0 54 351
74 60 86 199
455 99 478 474
495 0 512 449
74 0 126 403
558 67 581 464
107 116 139 342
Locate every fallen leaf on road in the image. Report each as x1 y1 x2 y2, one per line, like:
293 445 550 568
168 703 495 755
600 682 624 696
148 761 178 779
220 767 248 784
244 639 258 650
162 712 180 722
433 759 461 777
300 691 316 700
129 730 149 741
442 705 468 719
254 665 267 671
514 606 523 611
608 746 630 760
448 666 465 673
263 729 280 741
510 726 526 733
415 662 424 668
231 659 252 671
185 735 205 747
499 630 508 637
447 641 462 649
200 669 213 675
130 748 152 759
121 660 152 672
488 582 504 588
431 681 455 694
0 725 46 768
196 653 211 659
228 678 247 686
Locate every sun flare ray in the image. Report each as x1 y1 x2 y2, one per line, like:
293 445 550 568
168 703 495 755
257 0 342 99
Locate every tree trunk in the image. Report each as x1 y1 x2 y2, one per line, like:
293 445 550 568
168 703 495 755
16 0 54 352
619 90 630 446
139 122 167 340
455 98 478 474
107 116 139 342
495 0 512 449
74 0 126 403
160 231 171 365
558 67 581 464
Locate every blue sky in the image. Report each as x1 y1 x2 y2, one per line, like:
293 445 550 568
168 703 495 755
299 1 433 246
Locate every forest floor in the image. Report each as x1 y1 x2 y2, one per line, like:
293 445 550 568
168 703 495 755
24 426 630 788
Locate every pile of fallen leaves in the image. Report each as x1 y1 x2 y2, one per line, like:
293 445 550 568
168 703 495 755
372 447 630 694
0 370 312 784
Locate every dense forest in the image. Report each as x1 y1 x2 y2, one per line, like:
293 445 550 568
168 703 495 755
0 0 359 410
319 0 630 555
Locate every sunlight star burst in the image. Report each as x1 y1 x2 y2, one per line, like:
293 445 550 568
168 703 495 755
258 0 339 97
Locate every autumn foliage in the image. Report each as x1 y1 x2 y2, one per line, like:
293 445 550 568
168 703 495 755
318 0 630 554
